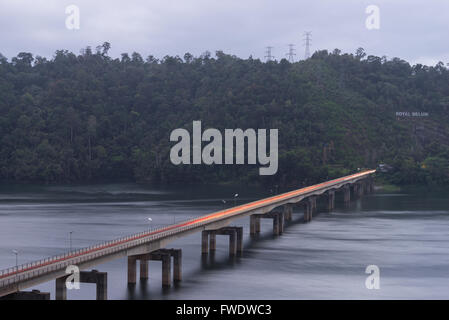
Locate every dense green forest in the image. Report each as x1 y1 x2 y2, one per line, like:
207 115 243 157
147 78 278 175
1 43 449 187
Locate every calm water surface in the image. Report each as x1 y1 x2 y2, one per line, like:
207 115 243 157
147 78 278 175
0 183 448 299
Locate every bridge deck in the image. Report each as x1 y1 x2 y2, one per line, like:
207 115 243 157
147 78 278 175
0 170 375 296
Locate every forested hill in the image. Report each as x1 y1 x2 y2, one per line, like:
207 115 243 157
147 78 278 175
1 43 449 187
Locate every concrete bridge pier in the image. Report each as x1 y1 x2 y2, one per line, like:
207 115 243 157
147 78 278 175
227 226 244 254
310 196 317 213
140 260 149 280
0 289 50 300
304 196 317 222
278 212 285 234
128 249 182 287
150 249 182 285
128 256 137 284
173 250 182 282
202 230 209 254
303 201 311 222
272 214 279 235
250 215 261 235
327 190 335 212
160 254 171 287
343 185 351 206
222 229 237 256
56 269 107 300
144 253 171 287
366 178 374 193
55 277 66 300
353 183 359 198
202 227 243 256
252 212 285 235
354 182 365 198
283 204 293 221
209 233 216 251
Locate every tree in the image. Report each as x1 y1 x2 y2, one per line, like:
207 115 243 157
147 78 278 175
355 47 366 60
0 45 448 186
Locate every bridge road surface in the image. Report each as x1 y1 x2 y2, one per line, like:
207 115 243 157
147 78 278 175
0 169 376 297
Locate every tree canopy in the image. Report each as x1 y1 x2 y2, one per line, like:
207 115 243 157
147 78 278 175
1 43 448 187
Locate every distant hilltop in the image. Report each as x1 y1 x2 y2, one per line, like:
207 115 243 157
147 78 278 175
0 46 448 186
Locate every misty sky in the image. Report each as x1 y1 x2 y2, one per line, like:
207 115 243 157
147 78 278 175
0 0 448 66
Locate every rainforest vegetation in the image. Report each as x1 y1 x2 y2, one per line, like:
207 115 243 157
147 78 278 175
1 43 449 187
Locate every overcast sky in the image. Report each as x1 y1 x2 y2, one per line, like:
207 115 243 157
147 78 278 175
0 0 448 66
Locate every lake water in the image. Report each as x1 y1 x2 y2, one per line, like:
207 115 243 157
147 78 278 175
0 183 448 299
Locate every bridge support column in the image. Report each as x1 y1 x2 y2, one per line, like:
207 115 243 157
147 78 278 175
283 204 293 221
327 190 335 212
305 196 316 222
311 196 317 213
236 227 244 254
201 230 209 254
0 290 50 300
161 255 171 287
366 178 374 193
140 260 149 280
250 215 261 235
130 248 182 288
253 211 285 235
201 227 243 256
278 212 285 234
55 277 67 300
354 182 364 198
94 271 108 300
256 216 261 233
209 233 216 251
173 250 182 282
343 185 351 206
128 256 137 284
273 214 279 235
56 270 107 300
304 201 312 222
228 229 237 256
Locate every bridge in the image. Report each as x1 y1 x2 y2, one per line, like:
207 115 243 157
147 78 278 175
0 169 376 300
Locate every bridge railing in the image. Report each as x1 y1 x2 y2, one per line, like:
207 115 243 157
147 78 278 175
0 202 259 288
0 215 204 288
